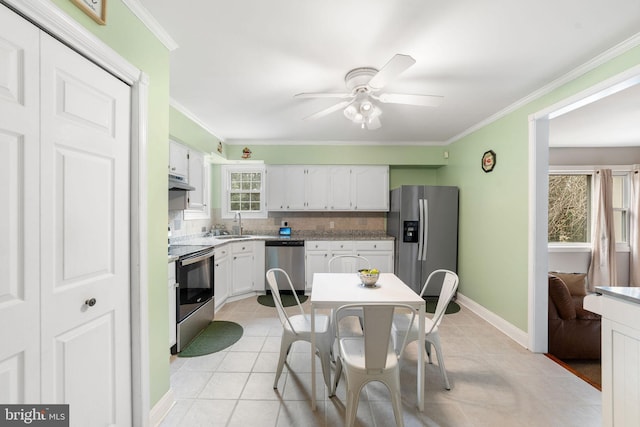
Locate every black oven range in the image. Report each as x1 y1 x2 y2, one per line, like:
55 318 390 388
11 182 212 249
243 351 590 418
170 245 215 354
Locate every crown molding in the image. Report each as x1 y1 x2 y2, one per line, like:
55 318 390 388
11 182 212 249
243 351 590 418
224 139 447 146
170 97 222 142
121 0 178 51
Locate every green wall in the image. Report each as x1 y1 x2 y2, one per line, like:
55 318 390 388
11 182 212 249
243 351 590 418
170 106 222 153
439 45 640 331
50 0 172 407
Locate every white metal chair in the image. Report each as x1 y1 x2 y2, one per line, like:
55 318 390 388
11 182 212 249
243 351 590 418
328 255 371 273
328 255 371 330
391 269 459 390
265 268 334 390
331 303 416 427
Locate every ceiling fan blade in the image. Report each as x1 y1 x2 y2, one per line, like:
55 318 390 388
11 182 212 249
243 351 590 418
377 93 443 107
295 92 354 99
367 54 416 90
303 100 353 120
367 116 382 130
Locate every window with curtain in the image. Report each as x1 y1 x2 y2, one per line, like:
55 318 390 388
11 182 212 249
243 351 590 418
548 171 630 246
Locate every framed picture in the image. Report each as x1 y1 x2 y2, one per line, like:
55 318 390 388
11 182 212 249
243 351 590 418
71 0 107 25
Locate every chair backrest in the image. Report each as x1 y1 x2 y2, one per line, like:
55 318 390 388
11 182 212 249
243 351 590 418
420 269 459 332
265 268 304 332
335 303 416 370
328 255 370 273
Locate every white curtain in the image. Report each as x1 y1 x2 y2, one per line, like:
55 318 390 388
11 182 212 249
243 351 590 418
630 166 640 286
587 169 617 289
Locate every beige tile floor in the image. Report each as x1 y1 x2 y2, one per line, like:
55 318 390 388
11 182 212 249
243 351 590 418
159 297 601 427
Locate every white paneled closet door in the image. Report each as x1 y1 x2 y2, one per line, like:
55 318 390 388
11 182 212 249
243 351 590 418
39 32 132 426
0 3 41 404
0 5 133 426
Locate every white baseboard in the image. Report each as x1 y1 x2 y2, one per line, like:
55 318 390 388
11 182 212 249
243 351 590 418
456 292 530 350
149 388 175 427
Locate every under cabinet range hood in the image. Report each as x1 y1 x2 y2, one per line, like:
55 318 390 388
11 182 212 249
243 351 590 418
168 173 195 191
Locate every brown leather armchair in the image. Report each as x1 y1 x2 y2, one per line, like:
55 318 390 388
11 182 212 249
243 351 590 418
548 274 601 360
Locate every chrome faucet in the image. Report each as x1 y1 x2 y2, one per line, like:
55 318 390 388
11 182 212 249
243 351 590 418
234 212 243 235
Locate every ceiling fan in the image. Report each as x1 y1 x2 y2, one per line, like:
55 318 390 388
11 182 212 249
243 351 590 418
295 54 442 130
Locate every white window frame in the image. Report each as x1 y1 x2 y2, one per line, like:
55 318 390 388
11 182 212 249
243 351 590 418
221 164 267 219
548 165 632 253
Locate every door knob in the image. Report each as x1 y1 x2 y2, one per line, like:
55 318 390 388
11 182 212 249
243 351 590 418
85 298 97 307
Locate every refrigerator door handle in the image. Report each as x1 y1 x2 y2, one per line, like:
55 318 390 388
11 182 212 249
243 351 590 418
422 198 429 261
418 199 424 261
418 199 425 261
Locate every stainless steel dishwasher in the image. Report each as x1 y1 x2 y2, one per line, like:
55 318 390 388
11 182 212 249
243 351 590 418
265 239 305 292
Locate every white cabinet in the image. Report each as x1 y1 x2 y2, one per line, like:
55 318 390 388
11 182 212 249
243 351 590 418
266 165 306 210
305 240 394 291
355 240 394 273
186 150 206 212
329 167 352 210
266 165 388 212
305 166 330 210
305 241 331 292
168 261 177 348
351 166 389 211
584 292 640 427
231 241 255 295
214 246 230 310
169 140 189 178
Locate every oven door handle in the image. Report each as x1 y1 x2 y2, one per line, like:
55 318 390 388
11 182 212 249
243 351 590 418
180 250 214 266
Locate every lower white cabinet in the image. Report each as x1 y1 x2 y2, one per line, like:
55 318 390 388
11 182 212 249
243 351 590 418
585 292 640 427
305 240 394 291
214 246 230 310
168 261 177 348
355 240 394 273
231 242 254 295
227 240 265 296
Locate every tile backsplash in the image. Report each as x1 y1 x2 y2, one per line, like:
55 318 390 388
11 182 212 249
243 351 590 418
169 209 387 239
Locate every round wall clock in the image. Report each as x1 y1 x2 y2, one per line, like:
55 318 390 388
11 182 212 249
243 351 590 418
482 150 496 173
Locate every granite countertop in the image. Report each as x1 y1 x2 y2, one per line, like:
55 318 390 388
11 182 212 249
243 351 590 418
595 286 640 305
168 232 395 258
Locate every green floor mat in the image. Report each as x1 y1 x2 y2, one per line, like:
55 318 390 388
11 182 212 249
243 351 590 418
257 293 308 307
423 296 461 314
178 321 243 357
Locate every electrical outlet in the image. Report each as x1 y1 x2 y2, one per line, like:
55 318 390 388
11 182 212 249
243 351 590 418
444 151 449 159
329 221 335 229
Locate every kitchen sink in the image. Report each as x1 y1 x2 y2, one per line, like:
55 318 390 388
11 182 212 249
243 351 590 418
215 235 252 240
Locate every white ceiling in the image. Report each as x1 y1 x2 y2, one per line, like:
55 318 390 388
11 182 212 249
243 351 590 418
549 80 640 147
135 0 640 145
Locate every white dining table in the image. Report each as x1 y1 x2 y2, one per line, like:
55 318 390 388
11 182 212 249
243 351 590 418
310 272 426 411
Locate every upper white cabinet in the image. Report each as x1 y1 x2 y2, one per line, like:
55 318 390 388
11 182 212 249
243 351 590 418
169 140 210 218
306 166 330 210
266 165 306 210
169 140 189 179
351 166 389 211
266 165 388 212
328 166 352 210
187 150 206 212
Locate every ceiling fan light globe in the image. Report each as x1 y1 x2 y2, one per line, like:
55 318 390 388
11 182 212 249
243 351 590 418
360 101 373 112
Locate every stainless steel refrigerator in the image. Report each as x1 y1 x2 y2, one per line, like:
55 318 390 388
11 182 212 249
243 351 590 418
387 185 458 296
